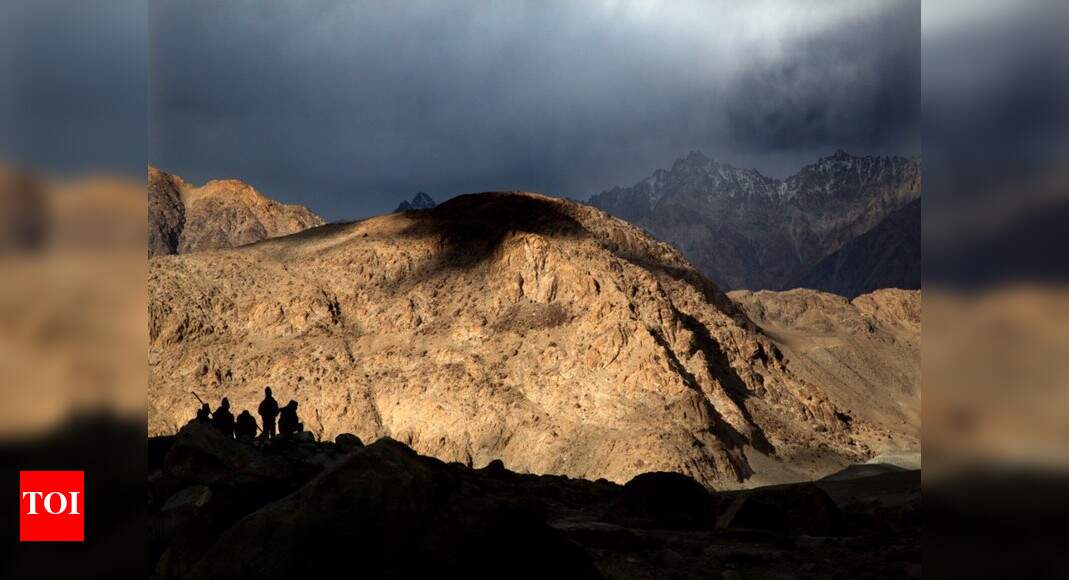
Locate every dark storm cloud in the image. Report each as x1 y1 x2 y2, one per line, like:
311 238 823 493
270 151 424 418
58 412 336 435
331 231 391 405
725 3 920 161
150 0 921 220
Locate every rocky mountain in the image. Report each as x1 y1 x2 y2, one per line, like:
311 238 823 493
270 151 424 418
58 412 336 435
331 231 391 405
588 150 921 291
792 197 921 298
148 166 324 257
395 191 438 212
150 191 918 489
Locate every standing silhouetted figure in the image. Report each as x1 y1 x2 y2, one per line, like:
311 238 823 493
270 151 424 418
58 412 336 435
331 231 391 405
212 397 235 438
258 387 280 441
235 410 258 442
278 400 304 439
195 403 211 424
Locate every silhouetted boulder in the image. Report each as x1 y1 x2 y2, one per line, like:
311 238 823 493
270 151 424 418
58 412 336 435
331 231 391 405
334 432 363 451
156 516 222 580
717 483 842 536
304 451 343 470
162 485 213 513
164 423 296 487
188 438 602 579
146 427 919 579
603 471 715 529
149 469 184 510
152 485 233 580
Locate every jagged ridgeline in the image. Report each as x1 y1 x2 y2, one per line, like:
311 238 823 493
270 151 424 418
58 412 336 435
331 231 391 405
588 151 921 292
395 191 438 212
149 191 916 489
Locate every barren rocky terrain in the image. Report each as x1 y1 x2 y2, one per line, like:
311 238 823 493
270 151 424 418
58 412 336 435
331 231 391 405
148 166 323 257
150 191 918 488
729 288 921 474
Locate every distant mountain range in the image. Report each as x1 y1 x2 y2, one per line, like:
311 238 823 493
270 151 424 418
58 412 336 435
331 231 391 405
792 197 920 298
148 167 324 257
588 150 920 293
395 192 437 212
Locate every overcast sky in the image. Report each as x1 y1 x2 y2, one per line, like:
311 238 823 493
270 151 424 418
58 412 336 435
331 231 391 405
148 0 919 220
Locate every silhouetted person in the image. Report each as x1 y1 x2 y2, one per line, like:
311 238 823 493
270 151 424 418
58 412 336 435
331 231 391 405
212 397 235 438
195 403 211 424
258 387 279 440
235 410 258 442
278 400 304 439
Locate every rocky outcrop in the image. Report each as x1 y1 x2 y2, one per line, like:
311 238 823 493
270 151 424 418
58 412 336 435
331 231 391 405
150 191 906 488
588 150 920 291
188 436 602 580
149 167 187 256
163 423 301 487
148 166 324 257
717 482 842 536
603 471 716 529
148 424 920 579
793 197 921 298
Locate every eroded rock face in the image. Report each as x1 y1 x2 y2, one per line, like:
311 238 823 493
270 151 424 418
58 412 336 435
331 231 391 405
150 192 903 488
149 166 187 257
148 166 324 257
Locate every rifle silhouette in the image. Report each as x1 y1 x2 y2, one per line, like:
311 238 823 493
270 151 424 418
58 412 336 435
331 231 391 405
191 391 211 417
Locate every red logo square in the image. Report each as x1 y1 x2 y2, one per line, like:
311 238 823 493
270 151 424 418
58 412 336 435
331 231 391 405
19 470 84 542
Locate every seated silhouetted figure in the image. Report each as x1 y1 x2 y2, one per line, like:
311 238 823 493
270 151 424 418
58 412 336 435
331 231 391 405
235 410 258 442
258 387 280 441
212 397 235 438
195 403 211 424
278 400 303 439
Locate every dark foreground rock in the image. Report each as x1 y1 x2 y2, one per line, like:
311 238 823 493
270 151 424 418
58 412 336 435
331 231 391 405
164 423 301 487
149 424 920 579
190 438 601 579
334 432 363 451
603 471 716 529
717 483 842 536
